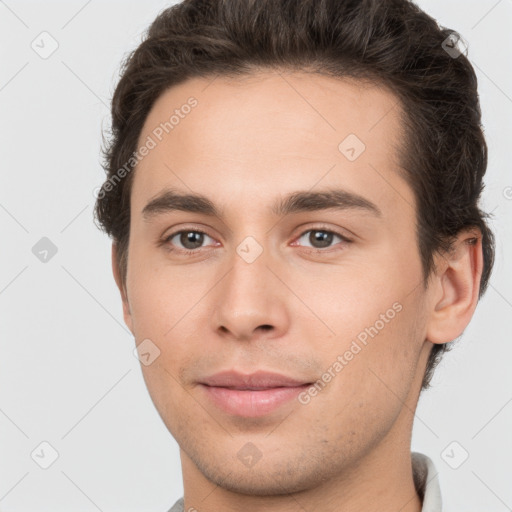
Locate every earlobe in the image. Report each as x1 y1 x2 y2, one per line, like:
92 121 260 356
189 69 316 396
426 231 483 344
111 243 133 334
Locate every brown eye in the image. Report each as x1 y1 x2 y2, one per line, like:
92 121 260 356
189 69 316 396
164 230 215 252
296 229 350 250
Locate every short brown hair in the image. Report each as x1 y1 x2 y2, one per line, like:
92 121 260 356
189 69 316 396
94 0 495 390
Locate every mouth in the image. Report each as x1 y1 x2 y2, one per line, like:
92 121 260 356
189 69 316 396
198 370 313 418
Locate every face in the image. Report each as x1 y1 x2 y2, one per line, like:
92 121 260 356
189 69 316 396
118 71 435 494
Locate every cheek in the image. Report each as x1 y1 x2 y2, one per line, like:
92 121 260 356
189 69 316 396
126 251 208 338
126 257 213 393
128 264 203 429
332 290 426 415
299 300 424 453
287 258 407 340
293 256 424 397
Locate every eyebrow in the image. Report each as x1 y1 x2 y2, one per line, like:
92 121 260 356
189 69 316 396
142 187 382 221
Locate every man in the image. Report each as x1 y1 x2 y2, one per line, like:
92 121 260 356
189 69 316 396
94 0 495 510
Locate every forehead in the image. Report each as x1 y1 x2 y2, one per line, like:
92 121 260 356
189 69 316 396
131 70 413 221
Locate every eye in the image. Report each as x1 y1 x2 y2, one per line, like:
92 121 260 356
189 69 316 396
163 229 217 253
292 228 352 251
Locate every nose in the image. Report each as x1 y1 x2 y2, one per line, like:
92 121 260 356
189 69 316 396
210 246 290 343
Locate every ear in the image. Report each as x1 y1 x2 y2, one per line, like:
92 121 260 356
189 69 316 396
112 243 133 334
426 229 484 344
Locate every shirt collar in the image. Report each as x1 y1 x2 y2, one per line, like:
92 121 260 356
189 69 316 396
412 451 443 511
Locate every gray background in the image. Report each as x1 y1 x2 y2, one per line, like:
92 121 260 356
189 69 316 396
0 0 511 510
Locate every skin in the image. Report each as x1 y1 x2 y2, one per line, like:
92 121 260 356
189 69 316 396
112 70 483 512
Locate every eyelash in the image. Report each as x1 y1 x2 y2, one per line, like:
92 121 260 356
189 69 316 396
160 226 353 257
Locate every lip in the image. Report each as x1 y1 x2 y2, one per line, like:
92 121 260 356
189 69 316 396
199 370 312 417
